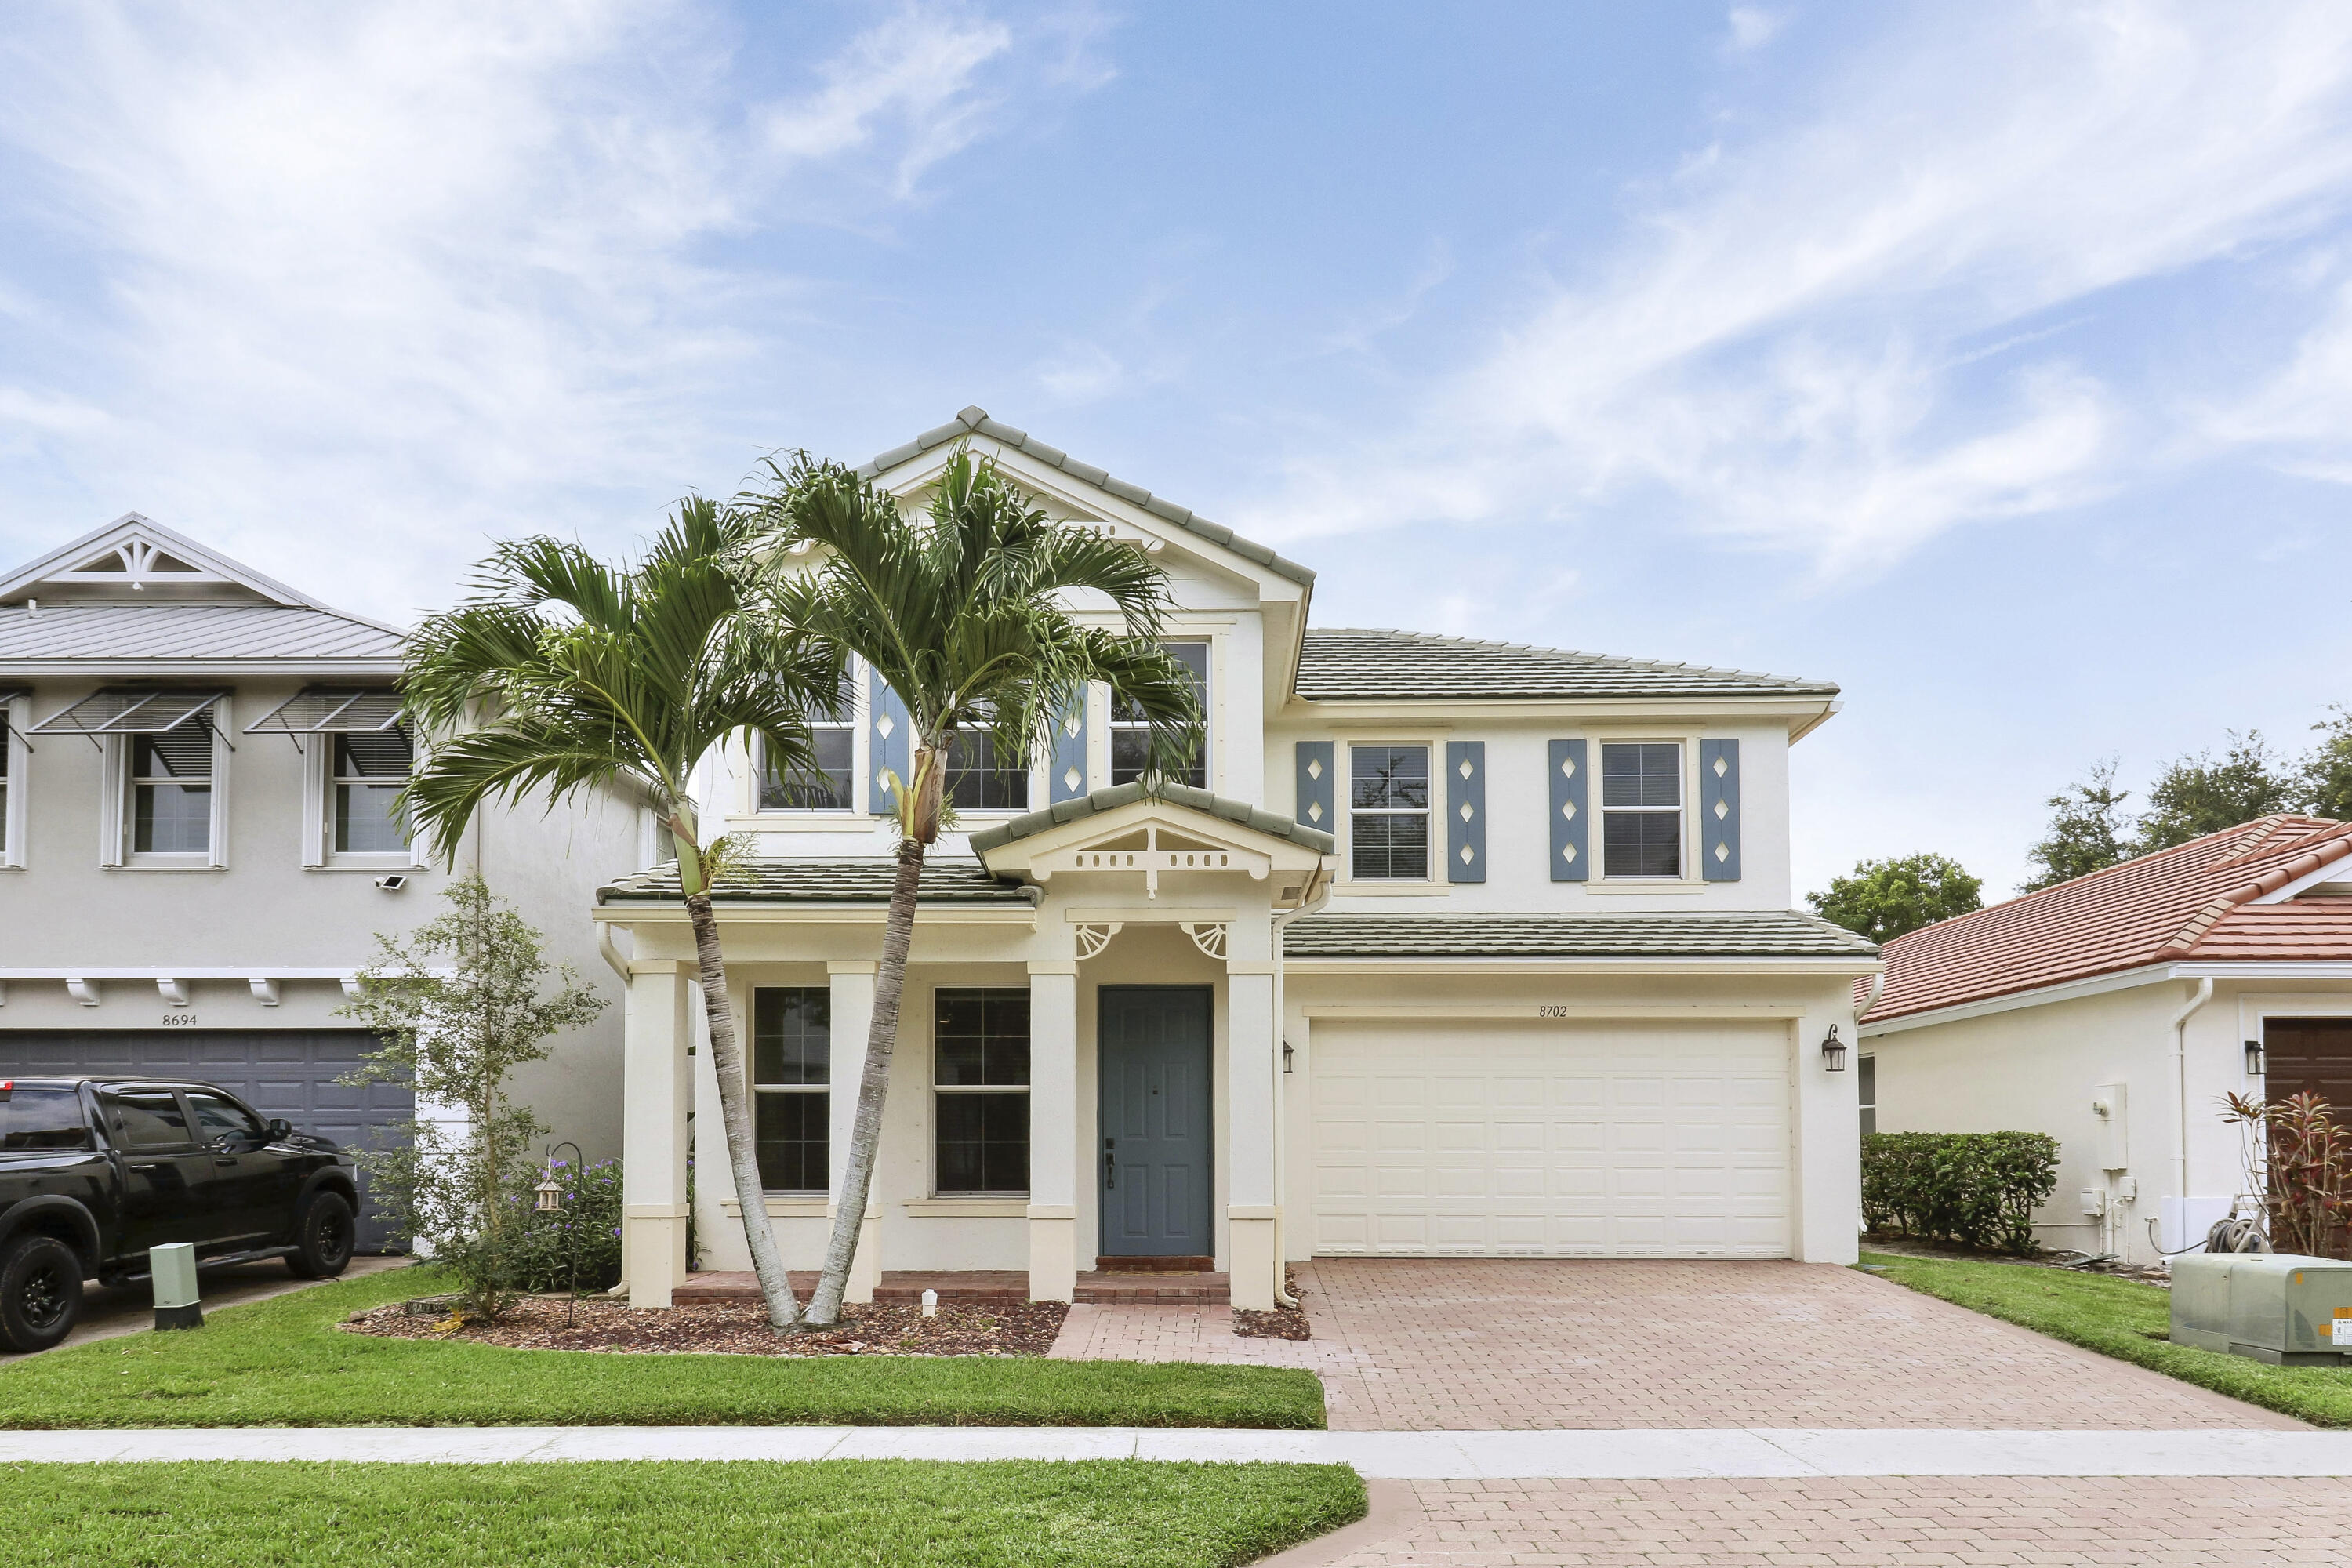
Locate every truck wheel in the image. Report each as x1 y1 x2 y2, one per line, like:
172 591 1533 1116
285 1192 355 1279
0 1235 85 1354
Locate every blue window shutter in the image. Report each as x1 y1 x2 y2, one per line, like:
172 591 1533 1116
1446 740 1486 884
1549 739 1588 882
867 670 912 815
1294 740 1334 835
1700 738 1741 880
1050 690 1090 804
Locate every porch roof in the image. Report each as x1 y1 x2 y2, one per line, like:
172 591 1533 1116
1283 910 1879 960
967 781 1336 857
596 855 1037 906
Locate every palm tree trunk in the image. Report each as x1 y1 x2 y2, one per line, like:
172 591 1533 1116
805 835 925 1326
684 891 803 1331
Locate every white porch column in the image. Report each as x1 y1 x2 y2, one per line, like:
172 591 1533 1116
622 959 692 1308
1225 951 1281 1312
1027 958 1080 1303
828 961 880 1305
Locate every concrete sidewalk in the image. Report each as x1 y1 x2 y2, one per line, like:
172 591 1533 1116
11 1425 2352 1476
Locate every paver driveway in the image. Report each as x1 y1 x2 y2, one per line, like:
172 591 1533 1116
1053 1258 2300 1429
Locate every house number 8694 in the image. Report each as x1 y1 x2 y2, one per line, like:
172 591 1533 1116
161 1014 199 1027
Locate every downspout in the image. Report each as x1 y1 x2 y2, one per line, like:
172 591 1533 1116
1266 862 1334 1310
2172 976 2215 1239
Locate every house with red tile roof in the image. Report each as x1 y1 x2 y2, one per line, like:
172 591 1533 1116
1859 815 2352 1264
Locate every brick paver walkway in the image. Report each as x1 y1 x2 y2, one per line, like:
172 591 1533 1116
1051 1258 2303 1430
1308 1476 2352 1566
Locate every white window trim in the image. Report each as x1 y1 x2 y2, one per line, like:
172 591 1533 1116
1109 636 1214 793
1597 736 1693 884
1 693 27 870
1341 737 1439 887
753 667 863 819
106 698 229 871
929 982 1033 1200
303 734 416 871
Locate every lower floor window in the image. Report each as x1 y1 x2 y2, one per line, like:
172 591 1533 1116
934 987 1030 1194
753 987 829 1192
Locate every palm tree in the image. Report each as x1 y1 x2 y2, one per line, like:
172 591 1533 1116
742 448 1202 1327
397 498 841 1334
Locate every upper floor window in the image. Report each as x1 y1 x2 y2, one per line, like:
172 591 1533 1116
944 727 1029 812
1111 641 1209 789
334 732 412 855
760 670 858 811
753 987 830 1193
1602 742 1682 878
934 988 1029 1194
1350 744 1429 880
0 705 12 862
131 724 214 857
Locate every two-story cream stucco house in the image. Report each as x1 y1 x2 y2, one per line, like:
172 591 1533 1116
598 408 1881 1314
0 514 652 1246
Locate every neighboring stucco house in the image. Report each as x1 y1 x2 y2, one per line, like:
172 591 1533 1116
0 514 652 1245
598 407 1880 1313
1860 815 2352 1265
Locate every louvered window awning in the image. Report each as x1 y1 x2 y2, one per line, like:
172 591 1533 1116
244 687 405 735
27 687 227 735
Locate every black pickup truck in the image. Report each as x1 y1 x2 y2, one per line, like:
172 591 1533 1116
0 1077 361 1352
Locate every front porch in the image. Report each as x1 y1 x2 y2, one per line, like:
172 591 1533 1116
595 785 1338 1316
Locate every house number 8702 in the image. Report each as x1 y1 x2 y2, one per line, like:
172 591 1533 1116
1538 1006 1572 1018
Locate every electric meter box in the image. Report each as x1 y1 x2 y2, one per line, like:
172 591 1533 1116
2171 1253 2352 1365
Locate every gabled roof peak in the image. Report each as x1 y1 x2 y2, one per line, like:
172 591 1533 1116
0 514 332 612
856 407 1316 587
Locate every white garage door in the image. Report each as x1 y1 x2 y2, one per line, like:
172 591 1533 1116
1309 1019 1791 1258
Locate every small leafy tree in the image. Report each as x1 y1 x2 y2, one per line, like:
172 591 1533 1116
1807 853 1983 944
2134 731 2294 852
2298 706 2352 822
341 874 607 1321
2023 759 2133 891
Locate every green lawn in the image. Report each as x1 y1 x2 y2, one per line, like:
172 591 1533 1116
0 1265 1326 1430
1861 1249 2352 1426
9 1459 1367 1567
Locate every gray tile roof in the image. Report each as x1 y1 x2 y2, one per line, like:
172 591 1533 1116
0 605 404 663
858 407 1316 588
1294 629 1838 702
1283 910 1879 960
967 780 1337 855
598 856 1037 906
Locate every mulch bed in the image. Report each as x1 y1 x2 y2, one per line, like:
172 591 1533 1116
1232 1306 1311 1340
343 1294 1069 1357
1863 1233 2172 1286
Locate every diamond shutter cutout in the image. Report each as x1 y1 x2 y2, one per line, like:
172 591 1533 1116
1559 755 1576 777
1714 800 1729 819
1307 758 1323 780
1457 757 1472 779
1460 844 1475 865
1458 803 1473 821
1561 843 1577 862
1063 767 1083 793
1559 801 1577 820
1064 713 1082 738
1713 755 1729 777
1307 801 1323 822
1715 841 1730 862
875 713 895 739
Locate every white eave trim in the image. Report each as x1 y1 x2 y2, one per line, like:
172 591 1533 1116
1283 955 1879 975
0 967 362 981
0 660 403 678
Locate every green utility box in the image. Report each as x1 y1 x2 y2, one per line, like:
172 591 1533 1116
2172 1252 2352 1365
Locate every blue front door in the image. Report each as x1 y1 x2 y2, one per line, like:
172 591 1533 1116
1098 986 1214 1258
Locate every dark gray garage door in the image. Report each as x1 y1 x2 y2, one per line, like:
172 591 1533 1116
0 1030 412 1252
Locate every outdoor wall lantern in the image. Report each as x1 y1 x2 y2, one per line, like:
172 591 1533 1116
1282 1040 1295 1075
2246 1039 2266 1077
1820 1025 1848 1073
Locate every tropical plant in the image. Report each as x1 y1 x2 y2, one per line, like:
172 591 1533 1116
339 874 607 1321
395 499 842 1332
2224 1091 2352 1258
1807 852 1984 944
740 447 1203 1327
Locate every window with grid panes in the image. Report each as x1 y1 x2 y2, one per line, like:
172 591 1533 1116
933 988 1029 1194
0 707 9 857
131 721 214 856
761 669 858 811
753 988 830 1192
1602 742 1682 878
334 731 412 854
1348 744 1429 880
1110 641 1208 788
942 729 1029 811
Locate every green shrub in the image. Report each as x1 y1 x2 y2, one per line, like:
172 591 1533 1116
510 1157 625 1293
1861 1131 2060 1253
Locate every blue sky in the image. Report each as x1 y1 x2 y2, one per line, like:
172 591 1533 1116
3 2 2350 898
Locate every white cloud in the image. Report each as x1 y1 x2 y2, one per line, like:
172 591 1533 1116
1243 2 2352 575
1725 8 1785 54
0 1 1080 619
